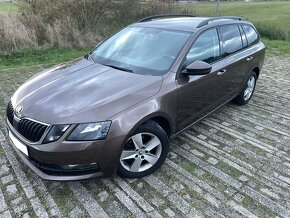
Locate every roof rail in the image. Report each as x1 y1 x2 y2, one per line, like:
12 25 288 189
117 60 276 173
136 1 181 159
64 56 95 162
138 14 194 23
197 16 245 28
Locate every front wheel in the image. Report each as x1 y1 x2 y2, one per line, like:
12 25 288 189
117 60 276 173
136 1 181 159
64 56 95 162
117 121 169 178
233 72 257 105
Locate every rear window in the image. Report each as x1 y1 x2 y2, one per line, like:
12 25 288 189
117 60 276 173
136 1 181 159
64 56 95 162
219 25 243 57
242 25 259 46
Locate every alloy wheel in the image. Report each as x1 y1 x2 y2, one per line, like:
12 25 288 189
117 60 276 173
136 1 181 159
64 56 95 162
244 76 255 101
120 132 162 173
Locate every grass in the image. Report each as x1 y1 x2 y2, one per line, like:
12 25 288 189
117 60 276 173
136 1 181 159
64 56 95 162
190 1 290 29
2 1 290 40
0 2 18 15
186 2 290 41
0 1 289 70
263 38 290 55
0 47 89 70
0 37 289 71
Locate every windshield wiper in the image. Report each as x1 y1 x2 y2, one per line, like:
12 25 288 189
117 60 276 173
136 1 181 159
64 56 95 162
104 64 134 73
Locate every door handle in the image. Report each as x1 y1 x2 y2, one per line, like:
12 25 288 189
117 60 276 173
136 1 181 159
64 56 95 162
246 56 253 62
217 69 226 76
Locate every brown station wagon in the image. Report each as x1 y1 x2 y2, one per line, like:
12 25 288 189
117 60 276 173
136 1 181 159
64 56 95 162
6 15 265 181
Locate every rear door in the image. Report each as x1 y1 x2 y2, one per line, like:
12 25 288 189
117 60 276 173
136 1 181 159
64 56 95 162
217 24 249 99
241 24 264 78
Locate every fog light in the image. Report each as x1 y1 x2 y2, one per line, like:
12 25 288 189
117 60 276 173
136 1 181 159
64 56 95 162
60 162 99 171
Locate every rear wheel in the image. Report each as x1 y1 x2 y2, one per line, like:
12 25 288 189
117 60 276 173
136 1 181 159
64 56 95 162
117 121 169 178
233 71 257 105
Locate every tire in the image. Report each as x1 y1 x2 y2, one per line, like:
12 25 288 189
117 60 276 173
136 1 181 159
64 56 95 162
233 71 257 105
117 120 169 178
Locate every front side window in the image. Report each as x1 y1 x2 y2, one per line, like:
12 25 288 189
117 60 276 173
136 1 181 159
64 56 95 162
186 28 220 65
242 25 259 46
219 25 243 57
91 26 191 76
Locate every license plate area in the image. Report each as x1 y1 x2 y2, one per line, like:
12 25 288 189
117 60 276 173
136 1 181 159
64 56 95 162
9 131 29 156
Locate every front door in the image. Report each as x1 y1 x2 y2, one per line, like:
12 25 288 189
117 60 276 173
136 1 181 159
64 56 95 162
176 28 227 131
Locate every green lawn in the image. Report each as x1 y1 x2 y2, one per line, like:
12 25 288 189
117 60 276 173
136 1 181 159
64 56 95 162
190 1 290 28
0 2 18 15
2 1 290 32
0 47 89 69
1 1 290 40
0 38 289 70
263 38 290 55
0 1 289 70
188 2 290 41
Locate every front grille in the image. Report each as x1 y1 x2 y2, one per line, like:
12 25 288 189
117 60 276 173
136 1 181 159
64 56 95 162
17 119 48 142
7 100 48 143
6 101 14 125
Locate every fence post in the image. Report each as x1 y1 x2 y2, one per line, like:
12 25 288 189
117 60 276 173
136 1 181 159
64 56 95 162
216 0 220 17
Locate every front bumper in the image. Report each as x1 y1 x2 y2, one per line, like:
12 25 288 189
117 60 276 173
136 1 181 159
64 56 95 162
7 121 123 181
11 142 103 181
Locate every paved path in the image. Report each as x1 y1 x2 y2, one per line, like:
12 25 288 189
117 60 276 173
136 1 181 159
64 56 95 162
0 55 289 217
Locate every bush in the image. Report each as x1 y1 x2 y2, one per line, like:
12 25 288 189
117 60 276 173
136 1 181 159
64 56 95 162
0 0 192 54
254 22 290 41
0 14 37 53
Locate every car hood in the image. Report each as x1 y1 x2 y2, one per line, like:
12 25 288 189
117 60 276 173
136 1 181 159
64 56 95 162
11 58 163 124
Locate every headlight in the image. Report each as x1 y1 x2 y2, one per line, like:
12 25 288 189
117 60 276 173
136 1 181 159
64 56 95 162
43 124 70 143
67 121 111 141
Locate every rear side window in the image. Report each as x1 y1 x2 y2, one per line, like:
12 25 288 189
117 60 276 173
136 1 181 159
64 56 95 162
186 28 220 64
219 25 243 57
243 25 259 46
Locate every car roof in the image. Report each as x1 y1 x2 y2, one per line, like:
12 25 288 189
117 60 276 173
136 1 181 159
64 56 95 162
133 17 208 32
132 16 248 33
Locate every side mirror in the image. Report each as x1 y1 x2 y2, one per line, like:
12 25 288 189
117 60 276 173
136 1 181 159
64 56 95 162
183 61 212 75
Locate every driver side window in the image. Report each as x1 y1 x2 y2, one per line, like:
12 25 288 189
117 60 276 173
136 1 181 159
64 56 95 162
186 28 220 65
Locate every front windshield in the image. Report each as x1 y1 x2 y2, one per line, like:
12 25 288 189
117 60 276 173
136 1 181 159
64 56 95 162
91 26 191 76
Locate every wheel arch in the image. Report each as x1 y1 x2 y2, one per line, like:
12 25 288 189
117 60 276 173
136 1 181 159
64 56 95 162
130 113 173 139
110 98 175 165
252 67 260 78
148 116 172 137
116 113 172 177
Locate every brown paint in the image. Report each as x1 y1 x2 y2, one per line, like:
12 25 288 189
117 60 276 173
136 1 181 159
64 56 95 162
7 17 265 180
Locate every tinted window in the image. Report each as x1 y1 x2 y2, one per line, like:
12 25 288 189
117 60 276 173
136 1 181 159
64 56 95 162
243 25 259 46
220 25 243 56
186 28 220 64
